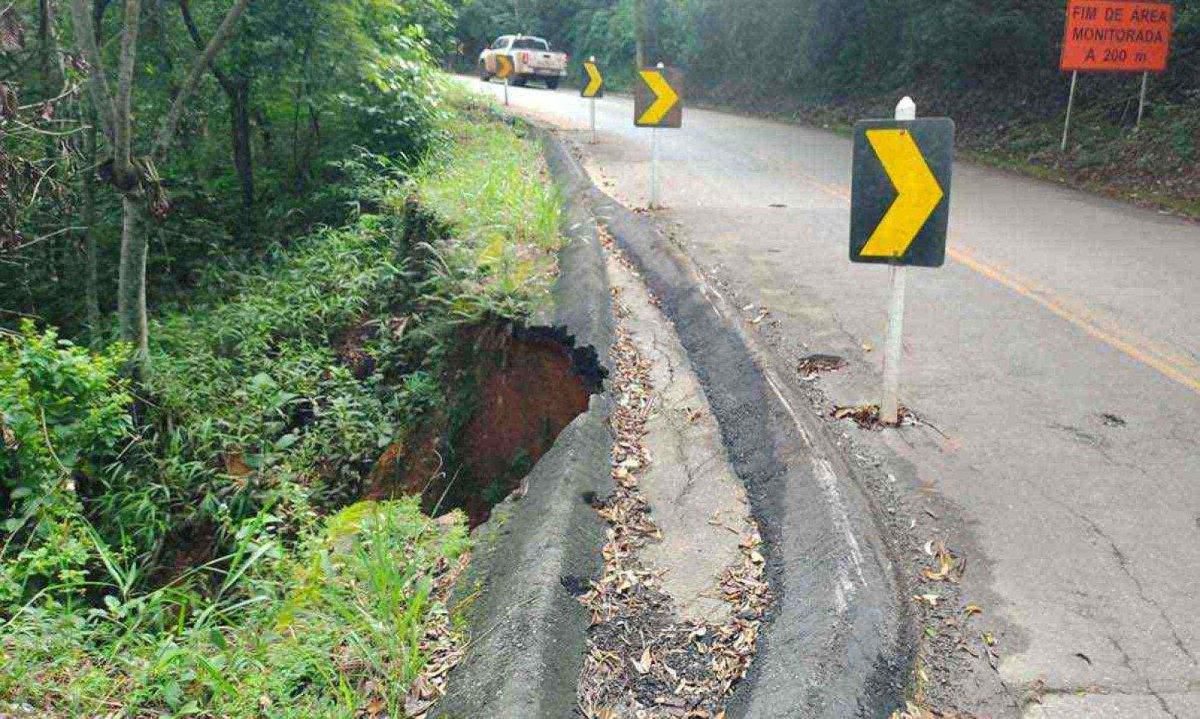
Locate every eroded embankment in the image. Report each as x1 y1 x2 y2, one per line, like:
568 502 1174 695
365 319 605 528
430 130 618 717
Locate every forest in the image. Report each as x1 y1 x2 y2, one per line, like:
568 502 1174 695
1 0 564 714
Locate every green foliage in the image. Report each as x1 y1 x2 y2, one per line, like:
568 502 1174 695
0 0 454 336
0 324 132 605
0 499 468 717
1 102 558 716
414 94 564 325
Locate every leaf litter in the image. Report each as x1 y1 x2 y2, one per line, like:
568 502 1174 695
578 231 771 719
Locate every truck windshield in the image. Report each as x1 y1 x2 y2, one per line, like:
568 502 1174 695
512 38 549 51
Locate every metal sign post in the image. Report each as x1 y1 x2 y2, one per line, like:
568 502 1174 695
650 127 660 208
1059 0 1175 147
880 97 916 426
1136 71 1149 128
582 56 602 143
635 61 682 209
1061 70 1078 151
849 100 955 426
495 55 514 107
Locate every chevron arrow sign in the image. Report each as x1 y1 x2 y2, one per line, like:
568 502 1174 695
850 118 955 268
495 54 514 81
581 60 604 98
635 66 683 128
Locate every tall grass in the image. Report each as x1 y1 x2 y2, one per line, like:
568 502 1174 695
413 91 565 323
0 499 467 717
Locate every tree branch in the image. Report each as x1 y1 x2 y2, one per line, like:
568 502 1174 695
177 0 233 96
153 0 251 157
67 0 116 140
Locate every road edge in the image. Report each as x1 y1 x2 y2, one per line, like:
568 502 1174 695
431 124 617 718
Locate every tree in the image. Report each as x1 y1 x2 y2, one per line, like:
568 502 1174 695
635 0 660 68
67 0 250 374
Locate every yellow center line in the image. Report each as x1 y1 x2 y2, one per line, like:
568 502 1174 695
806 177 1200 395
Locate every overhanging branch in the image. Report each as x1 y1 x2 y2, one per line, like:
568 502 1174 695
153 0 251 158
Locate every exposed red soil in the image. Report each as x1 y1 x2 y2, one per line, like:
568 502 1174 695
365 422 445 502
451 326 592 524
365 321 601 528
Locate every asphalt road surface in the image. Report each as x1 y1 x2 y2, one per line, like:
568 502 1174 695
460 75 1200 718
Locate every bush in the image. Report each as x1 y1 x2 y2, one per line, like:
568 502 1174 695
0 324 132 606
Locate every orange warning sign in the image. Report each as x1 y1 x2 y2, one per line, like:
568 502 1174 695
1061 0 1174 73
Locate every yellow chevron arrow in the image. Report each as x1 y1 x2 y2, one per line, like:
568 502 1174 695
496 55 513 79
583 62 603 97
860 129 944 258
637 69 679 126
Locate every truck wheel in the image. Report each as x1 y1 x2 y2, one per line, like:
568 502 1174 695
546 78 560 90
513 76 528 87
479 62 491 82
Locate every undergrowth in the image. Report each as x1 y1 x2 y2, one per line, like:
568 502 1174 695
0 95 560 717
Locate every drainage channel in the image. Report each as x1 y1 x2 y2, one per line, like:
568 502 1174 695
577 233 770 718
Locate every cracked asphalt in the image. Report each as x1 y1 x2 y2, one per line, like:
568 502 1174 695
459 75 1200 718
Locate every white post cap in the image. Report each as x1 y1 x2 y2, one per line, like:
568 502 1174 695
896 96 917 121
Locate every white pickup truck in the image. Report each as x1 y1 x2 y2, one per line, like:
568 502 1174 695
479 35 568 89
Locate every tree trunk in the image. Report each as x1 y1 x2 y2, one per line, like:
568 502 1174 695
83 111 101 341
231 79 253 223
635 0 645 69
644 0 660 66
254 108 272 151
117 196 148 372
177 0 254 232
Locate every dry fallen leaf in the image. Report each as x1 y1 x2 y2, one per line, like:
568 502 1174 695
922 541 959 583
579 240 771 718
633 645 653 674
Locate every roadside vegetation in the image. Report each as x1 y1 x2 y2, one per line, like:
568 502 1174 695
451 0 1200 217
1 0 562 715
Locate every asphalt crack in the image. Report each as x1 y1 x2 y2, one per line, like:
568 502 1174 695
1108 637 1183 719
1089 519 1198 669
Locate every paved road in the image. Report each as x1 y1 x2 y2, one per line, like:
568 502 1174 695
461 75 1200 718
